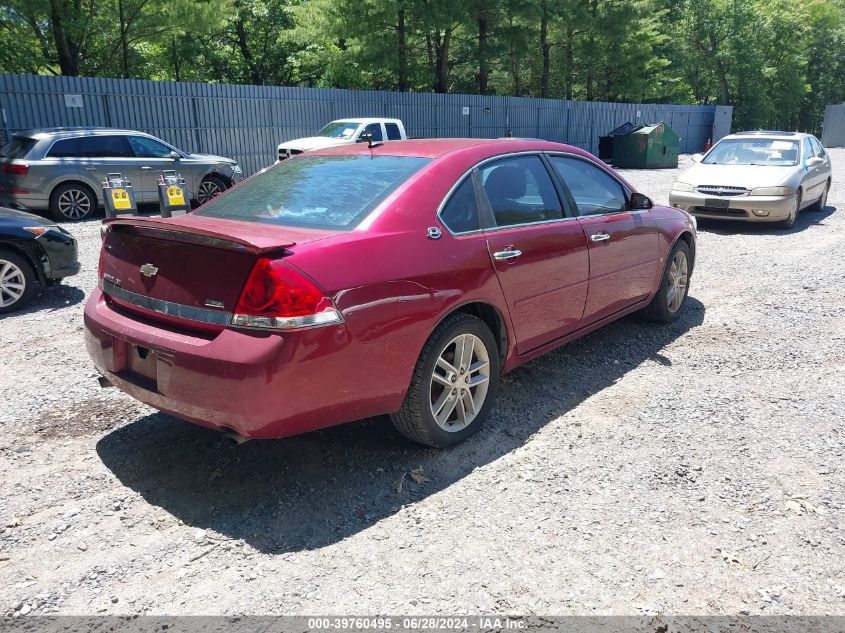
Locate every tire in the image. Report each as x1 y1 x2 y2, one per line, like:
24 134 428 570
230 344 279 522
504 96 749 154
50 182 97 222
0 250 37 314
809 182 829 212
641 240 691 323
390 313 500 448
777 190 801 229
196 175 228 205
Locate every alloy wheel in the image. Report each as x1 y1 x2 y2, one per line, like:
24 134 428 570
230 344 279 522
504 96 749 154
666 250 688 313
429 333 491 432
58 189 91 220
197 180 223 204
0 259 26 308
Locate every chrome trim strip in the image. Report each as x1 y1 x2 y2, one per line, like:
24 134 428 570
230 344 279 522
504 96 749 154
101 279 232 325
437 151 554 236
436 150 640 236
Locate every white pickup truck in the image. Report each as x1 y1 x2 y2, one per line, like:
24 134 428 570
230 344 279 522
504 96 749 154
277 118 407 161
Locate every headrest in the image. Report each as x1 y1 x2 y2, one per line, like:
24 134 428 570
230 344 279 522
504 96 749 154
485 165 527 201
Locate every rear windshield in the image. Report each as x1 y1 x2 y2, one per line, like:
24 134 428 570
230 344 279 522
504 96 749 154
704 139 799 166
194 155 431 230
0 136 36 159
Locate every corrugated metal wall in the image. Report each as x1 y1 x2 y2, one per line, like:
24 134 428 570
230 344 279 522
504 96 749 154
0 73 731 176
822 104 845 148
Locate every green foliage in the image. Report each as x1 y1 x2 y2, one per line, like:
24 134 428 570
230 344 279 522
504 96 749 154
0 0 843 132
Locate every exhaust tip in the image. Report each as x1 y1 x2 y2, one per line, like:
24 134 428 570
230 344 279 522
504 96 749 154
97 375 114 389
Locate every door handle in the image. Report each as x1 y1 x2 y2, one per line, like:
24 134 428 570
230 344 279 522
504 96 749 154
85 167 97 171
590 233 611 242
493 249 522 261
141 166 152 170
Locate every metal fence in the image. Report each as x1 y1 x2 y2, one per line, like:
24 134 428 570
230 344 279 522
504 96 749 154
822 104 845 148
0 73 732 176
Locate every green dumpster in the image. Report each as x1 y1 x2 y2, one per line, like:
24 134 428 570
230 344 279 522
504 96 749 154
609 121 679 169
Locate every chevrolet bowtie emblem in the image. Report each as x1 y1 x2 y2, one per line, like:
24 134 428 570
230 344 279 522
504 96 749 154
139 263 159 278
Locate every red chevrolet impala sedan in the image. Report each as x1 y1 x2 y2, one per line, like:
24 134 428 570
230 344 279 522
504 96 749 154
85 139 696 448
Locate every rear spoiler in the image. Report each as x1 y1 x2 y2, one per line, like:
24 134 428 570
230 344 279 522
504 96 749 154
104 216 296 254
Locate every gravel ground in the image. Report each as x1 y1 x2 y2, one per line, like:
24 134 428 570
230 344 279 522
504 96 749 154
0 152 843 617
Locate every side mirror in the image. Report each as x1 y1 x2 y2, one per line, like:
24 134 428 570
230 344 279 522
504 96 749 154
630 192 653 210
805 156 824 168
691 153 703 163
170 150 181 160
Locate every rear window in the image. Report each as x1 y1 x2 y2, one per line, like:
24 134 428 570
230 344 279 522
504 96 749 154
0 136 36 159
385 123 403 141
195 155 431 230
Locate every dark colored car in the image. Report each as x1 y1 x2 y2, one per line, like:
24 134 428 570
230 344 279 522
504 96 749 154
85 139 696 448
0 207 80 313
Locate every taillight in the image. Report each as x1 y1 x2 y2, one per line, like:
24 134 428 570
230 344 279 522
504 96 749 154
2 163 29 175
231 258 343 331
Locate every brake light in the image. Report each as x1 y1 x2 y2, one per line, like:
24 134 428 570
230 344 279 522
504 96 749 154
2 163 29 175
231 258 343 330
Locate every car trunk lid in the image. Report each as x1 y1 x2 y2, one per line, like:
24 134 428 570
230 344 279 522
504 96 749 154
99 215 338 330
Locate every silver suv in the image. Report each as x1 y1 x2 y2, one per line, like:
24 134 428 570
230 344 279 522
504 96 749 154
0 128 243 221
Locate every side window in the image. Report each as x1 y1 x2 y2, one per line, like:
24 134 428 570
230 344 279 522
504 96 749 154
549 156 627 216
129 136 174 158
802 139 814 163
47 138 82 158
78 136 133 158
385 123 402 141
360 123 383 142
810 137 826 158
479 155 563 227
440 176 480 233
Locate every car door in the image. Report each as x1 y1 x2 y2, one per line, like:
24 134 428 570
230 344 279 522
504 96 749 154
76 135 140 200
127 135 181 203
809 136 831 199
799 137 825 204
548 154 660 324
476 154 589 354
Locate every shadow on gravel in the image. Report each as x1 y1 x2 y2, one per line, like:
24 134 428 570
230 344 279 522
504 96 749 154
0 283 85 320
697 203 836 235
96 297 705 553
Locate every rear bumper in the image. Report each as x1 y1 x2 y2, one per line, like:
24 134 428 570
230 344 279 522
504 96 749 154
84 289 410 439
669 191 797 222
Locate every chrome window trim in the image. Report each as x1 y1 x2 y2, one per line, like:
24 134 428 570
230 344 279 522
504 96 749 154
101 279 232 326
480 214 582 234
546 152 646 220
45 132 184 160
436 149 648 236
436 150 567 236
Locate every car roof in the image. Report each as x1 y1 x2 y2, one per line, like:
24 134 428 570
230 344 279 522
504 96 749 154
724 130 810 141
16 127 146 140
330 118 403 125
307 137 590 159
